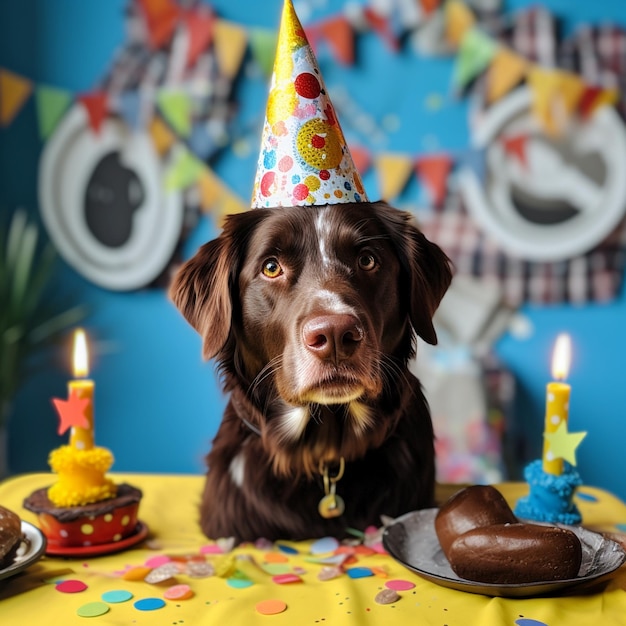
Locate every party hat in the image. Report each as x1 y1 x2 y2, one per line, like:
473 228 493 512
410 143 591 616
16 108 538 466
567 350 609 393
251 0 368 208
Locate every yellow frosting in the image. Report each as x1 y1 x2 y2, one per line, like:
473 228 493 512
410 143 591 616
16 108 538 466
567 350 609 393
48 445 117 507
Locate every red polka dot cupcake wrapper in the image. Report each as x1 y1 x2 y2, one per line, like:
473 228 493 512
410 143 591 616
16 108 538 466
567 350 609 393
251 0 368 209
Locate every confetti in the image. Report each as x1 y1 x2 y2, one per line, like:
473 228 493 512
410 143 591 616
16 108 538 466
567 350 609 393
200 543 224 555
144 555 172 568
374 588 400 605
264 552 289 563
134 598 166 611
317 566 342 581
144 563 179 584
310 536 340 554
346 567 374 579
164 584 194 600
227 577 254 589
275 543 299 555
185 560 215 578
385 579 416 591
101 590 133 603
122 566 152 581
272 573 302 584
56 580 88 593
256 599 288 615
77 602 110 617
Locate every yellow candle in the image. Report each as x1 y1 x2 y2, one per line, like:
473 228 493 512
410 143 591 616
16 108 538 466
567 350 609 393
68 329 94 451
542 333 571 475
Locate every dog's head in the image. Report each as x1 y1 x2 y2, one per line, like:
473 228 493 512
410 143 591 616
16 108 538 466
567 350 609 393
170 202 451 475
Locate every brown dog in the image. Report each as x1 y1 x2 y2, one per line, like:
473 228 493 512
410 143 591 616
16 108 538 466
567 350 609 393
170 201 452 541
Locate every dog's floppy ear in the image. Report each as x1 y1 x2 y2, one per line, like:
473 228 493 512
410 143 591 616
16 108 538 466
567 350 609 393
169 234 234 360
170 211 265 360
375 202 453 345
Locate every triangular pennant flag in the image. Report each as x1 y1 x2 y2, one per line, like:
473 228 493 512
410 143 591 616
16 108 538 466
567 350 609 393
527 67 585 135
578 85 619 119
117 90 143 130
77 91 108 134
165 147 205 190
248 28 278 76
453 28 498 90
149 115 176 155
420 0 442 16
182 7 215 68
0 68 33 126
350 144 372 176
501 134 528 168
316 15 355 66
415 154 453 207
444 0 475 48
375 153 414 200
455 147 486 184
35 85 73 140
486 47 528 104
198 167 246 225
157 88 192 137
213 19 248 79
137 0 180 50
363 7 399 51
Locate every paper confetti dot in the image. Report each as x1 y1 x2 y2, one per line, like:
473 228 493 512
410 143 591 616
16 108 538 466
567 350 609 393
318 566 342 581
276 543 299 554
515 620 548 626
385 579 416 591
144 555 172 568
375 588 400 605
264 552 289 563
163 584 194 600
256 599 288 615
77 602 110 618
346 567 374 579
272 573 302 584
56 580 88 593
227 577 254 589
310 536 339 554
122 566 152 581
101 590 133 603
134 598 166 611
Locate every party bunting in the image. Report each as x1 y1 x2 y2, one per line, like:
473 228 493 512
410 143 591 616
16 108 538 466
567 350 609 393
420 0 442 16
149 116 177 155
248 28 278 77
77 91 108 134
501 134 528 169
375 153 414 200
0 68 32 126
363 7 399 51
213 19 249 79
350 144 373 176
182 7 215 68
527 67 585 136
164 147 205 191
311 16 355 66
197 167 246 224
137 0 181 50
486 47 529 105
444 0 475 48
157 88 193 137
35 85 72 140
117 90 143 131
415 154 453 208
453 27 498 90
578 85 619 119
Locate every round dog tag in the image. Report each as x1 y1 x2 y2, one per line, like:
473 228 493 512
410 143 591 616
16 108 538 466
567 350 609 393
318 494 345 518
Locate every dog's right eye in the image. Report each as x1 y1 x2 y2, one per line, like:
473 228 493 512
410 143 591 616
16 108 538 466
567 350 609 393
262 258 283 278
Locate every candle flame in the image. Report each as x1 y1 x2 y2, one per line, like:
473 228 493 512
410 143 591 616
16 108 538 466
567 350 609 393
551 333 571 381
73 328 89 378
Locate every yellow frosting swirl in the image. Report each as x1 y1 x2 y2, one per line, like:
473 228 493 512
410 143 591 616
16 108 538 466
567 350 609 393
48 445 117 507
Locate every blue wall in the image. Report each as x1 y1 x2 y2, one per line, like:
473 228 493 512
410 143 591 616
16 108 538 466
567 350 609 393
1 1 625 501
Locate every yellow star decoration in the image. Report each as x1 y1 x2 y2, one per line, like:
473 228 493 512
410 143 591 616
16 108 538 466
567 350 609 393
544 421 587 466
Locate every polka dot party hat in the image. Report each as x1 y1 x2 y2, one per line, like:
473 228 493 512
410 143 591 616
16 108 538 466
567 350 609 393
251 0 369 208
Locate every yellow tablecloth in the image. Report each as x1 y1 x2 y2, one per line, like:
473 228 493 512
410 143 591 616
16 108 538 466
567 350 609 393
1 473 625 626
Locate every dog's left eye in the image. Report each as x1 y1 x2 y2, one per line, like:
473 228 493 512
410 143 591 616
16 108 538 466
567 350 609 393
262 258 283 278
357 252 378 271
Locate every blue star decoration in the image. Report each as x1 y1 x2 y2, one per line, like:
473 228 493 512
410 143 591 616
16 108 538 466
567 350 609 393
544 421 587 466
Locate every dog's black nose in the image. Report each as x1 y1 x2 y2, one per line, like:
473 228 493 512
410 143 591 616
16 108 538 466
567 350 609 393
302 314 364 362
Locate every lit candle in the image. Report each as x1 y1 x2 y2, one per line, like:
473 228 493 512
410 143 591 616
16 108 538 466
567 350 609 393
68 328 95 451
542 333 571 475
